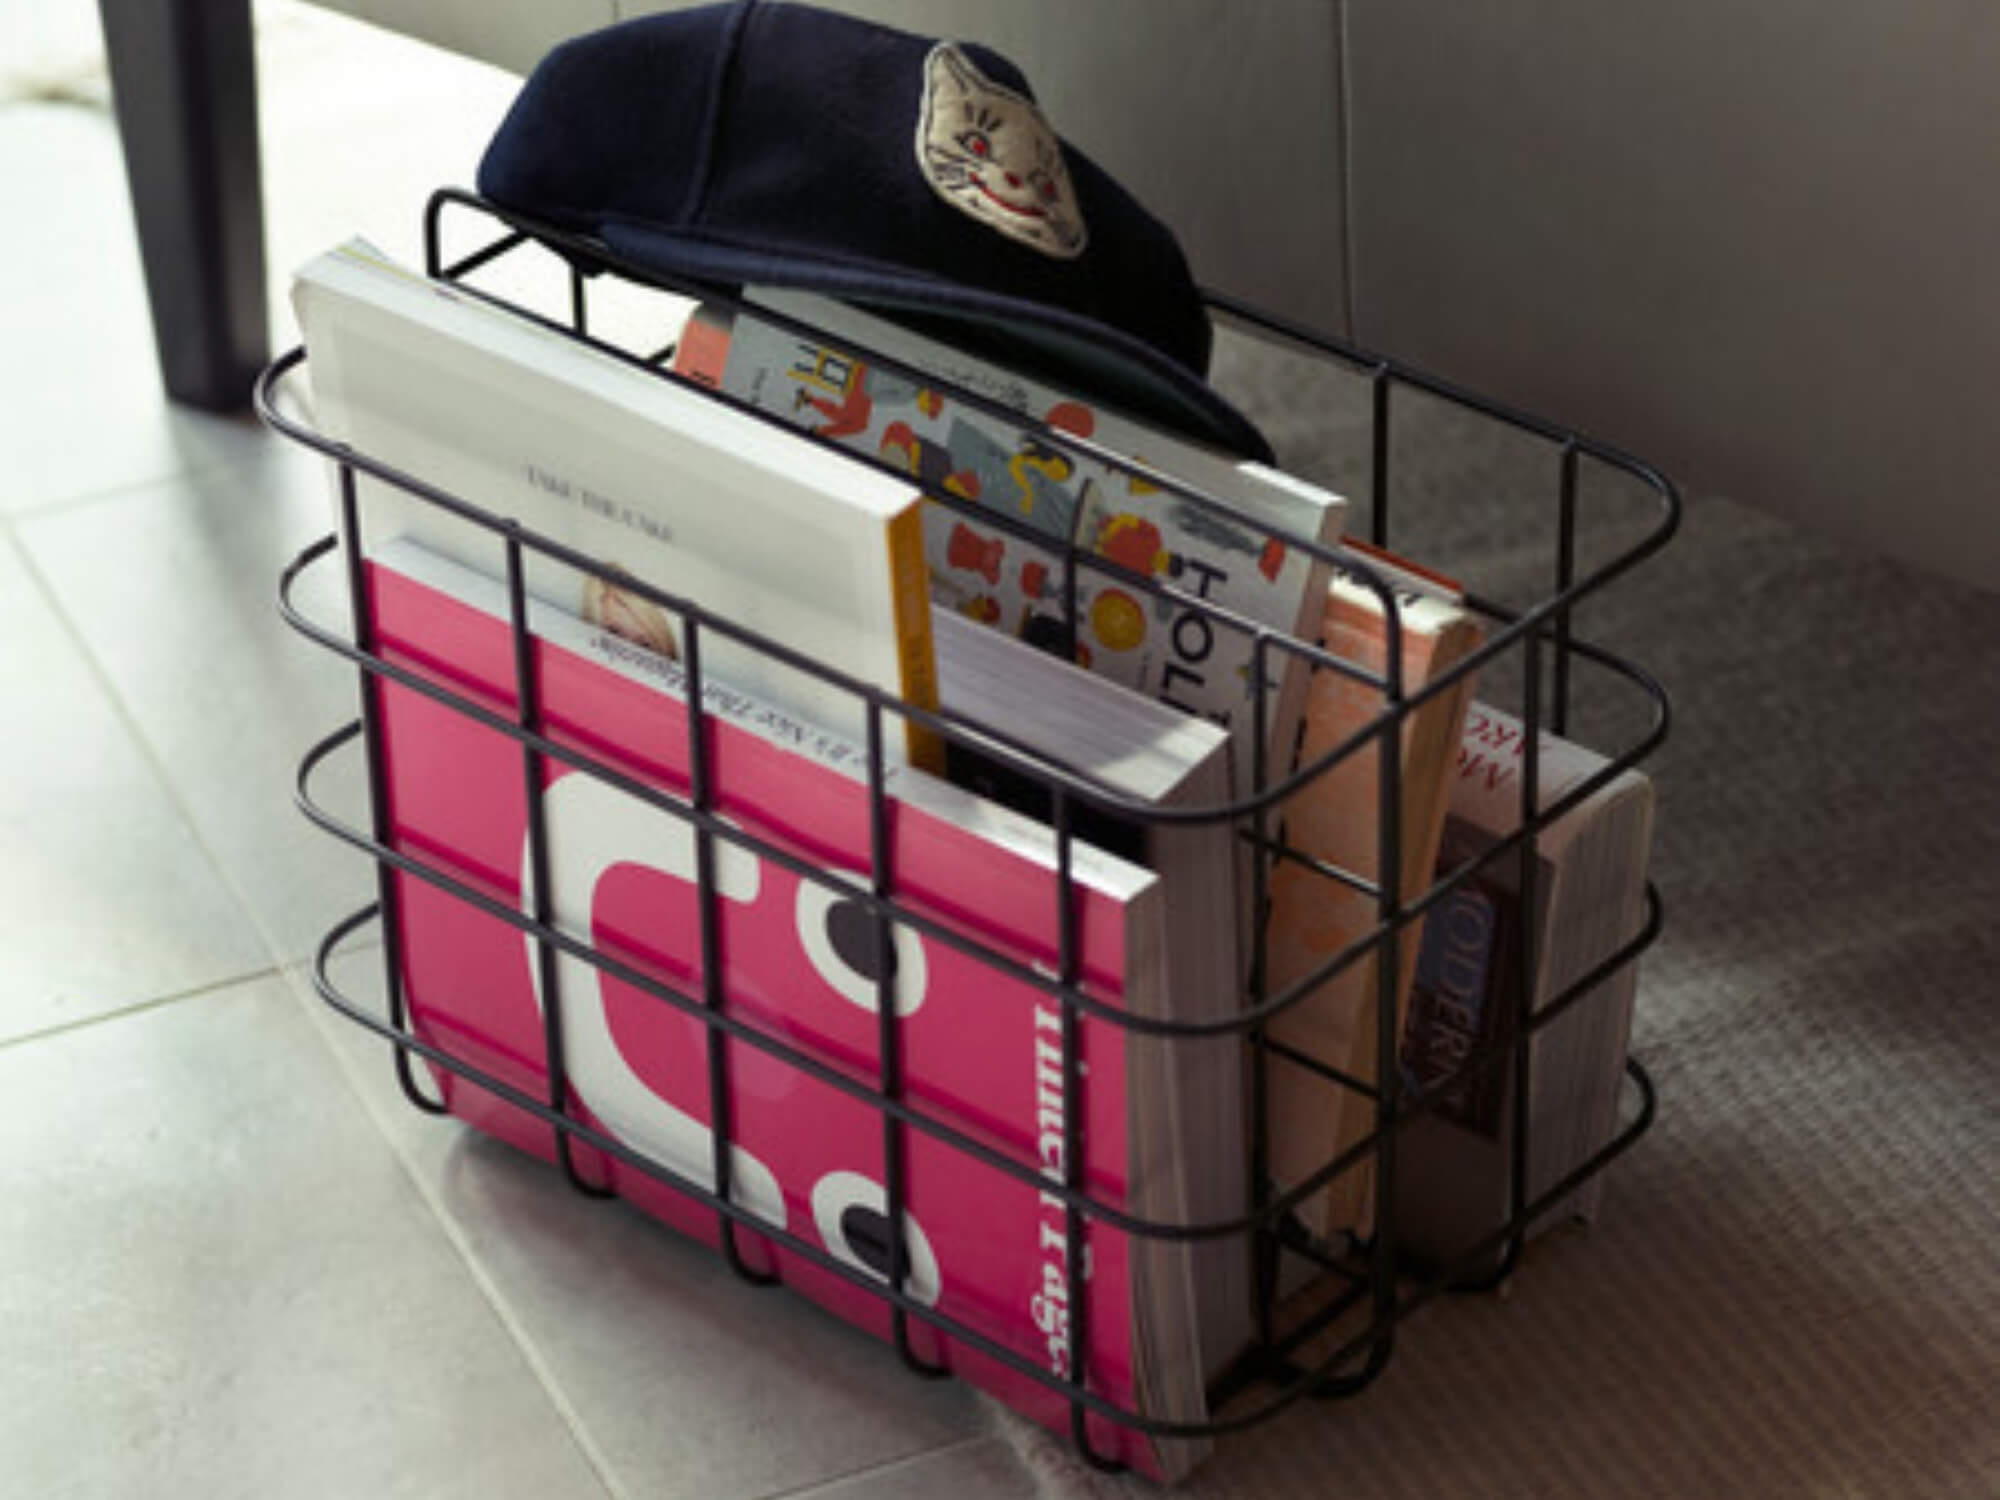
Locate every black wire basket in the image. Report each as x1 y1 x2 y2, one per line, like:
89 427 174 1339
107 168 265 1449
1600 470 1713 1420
258 188 1677 1476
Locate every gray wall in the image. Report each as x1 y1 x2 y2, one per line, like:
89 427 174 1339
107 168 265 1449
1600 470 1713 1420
1344 1 2000 588
321 0 2000 588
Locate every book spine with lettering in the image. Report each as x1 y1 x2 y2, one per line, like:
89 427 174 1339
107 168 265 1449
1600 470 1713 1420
674 292 1347 803
1260 570 1485 1242
1399 849 1524 1147
364 535 1212 1480
1392 703 1656 1273
291 238 941 771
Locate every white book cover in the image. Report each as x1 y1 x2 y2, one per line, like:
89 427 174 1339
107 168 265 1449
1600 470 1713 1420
291 239 941 769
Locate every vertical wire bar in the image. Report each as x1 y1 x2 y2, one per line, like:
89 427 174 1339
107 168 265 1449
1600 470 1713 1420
1500 628 1545 1280
1370 366 1393 549
570 263 588 337
1248 631 1277 1353
683 617 776 1284
338 464 444 1115
1364 594 1405 1374
869 703 943 1375
509 533 612 1197
423 201 442 278
1553 443 1579 738
1054 790 1120 1473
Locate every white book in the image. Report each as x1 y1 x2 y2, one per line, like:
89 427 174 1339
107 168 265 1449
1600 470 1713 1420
290 238 941 770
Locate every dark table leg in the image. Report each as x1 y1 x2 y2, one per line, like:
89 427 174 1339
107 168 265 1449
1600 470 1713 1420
97 0 268 411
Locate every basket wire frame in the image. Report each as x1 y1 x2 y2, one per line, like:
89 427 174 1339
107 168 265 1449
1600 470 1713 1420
259 188 1678 1470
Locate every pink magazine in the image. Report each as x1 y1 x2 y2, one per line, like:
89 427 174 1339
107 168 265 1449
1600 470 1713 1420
362 540 1187 1477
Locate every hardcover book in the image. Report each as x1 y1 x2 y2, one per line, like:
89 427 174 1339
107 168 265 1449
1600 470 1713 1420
291 239 941 770
674 289 1348 803
363 536 1237 1480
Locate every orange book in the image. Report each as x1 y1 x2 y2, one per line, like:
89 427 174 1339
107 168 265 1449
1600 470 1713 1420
1261 570 1483 1242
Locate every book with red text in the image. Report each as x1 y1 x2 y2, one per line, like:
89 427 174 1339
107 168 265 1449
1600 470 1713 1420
364 535 1238 1479
1393 703 1656 1274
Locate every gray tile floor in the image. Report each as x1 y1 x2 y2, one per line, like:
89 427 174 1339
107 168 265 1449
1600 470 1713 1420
0 8 1035 1497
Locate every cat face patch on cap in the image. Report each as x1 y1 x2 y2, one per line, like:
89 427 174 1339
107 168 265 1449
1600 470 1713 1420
915 43 1087 260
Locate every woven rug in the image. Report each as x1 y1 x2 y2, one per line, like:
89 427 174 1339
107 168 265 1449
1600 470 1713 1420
998 331 2000 1498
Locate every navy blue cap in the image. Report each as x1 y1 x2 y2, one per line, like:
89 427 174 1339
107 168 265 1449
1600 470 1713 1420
476 0 1274 463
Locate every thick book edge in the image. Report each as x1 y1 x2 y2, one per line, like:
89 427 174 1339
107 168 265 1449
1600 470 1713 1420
885 501 946 773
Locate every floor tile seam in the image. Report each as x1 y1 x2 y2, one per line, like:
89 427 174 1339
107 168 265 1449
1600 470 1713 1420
4 433 271 524
0 961 284 1054
288 928 388 1027
753 1433 1007 1500
276 958 632 1500
4 522 293 969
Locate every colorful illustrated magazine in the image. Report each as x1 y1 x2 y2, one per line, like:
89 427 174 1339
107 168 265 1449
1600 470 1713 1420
677 290 1346 802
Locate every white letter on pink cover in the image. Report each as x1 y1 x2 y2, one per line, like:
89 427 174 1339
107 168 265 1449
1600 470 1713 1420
525 772 787 1229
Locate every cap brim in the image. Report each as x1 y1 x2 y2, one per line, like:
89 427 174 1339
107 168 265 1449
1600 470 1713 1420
600 220 1275 465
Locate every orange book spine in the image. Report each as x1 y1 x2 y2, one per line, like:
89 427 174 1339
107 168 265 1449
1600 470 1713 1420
885 501 945 773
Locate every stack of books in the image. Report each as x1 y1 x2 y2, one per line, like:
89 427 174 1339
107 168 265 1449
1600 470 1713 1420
290 237 1658 1480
